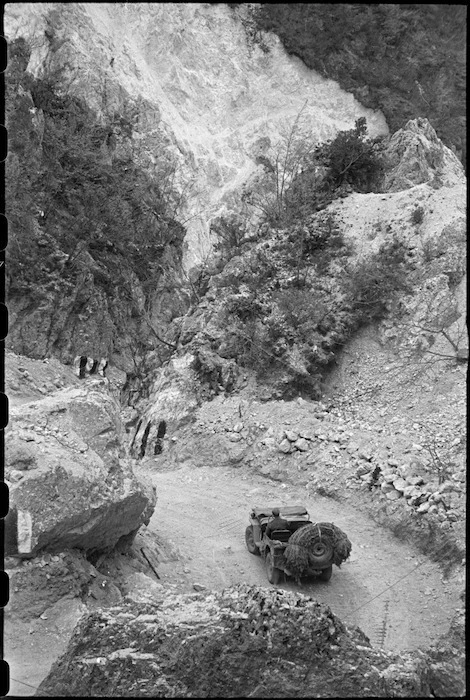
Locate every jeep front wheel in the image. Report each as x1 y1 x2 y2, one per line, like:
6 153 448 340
265 551 282 584
245 526 260 555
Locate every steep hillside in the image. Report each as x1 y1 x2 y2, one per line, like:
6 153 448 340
5 2 388 379
252 3 467 167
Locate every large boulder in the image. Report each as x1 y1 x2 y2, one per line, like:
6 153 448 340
37 583 464 698
6 381 156 557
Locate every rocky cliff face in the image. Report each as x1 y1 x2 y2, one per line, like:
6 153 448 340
5 2 389 259
5 2 388 374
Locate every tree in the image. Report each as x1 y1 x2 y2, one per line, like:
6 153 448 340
314 117 385 192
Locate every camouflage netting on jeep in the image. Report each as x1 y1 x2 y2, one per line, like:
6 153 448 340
284 522 352 579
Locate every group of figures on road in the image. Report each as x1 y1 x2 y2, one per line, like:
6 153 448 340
73 355 108 379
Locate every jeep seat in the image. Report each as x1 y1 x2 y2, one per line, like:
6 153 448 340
269 529 291 542
252 505 309 519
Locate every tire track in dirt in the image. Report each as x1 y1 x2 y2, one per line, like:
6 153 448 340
137 462 461 653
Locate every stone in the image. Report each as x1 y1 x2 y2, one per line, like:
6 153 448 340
293 438 310 452
409 493 427 507
122 573 164 604
407 476 424 486
417 502 430 514
438 481 456 494
8 470 25 483
392 477 408 492
403 485 422 499
386 490 401 501
356 464 371 478
6 384 156 557
285 430 299 442
298 429 315 441
226 443 247 465
6 439 38 471
192 583 206 592
381 482 397 494
382 473 396 483
278 439 294 454
446 510 460 522
347 442 360 454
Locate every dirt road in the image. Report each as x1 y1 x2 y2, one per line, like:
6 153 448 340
6 458 461 697
137 461 461 653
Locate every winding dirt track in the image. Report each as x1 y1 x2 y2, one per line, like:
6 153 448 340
137 461 460 653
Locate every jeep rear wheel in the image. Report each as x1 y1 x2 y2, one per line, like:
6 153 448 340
319 564 333 582
265 551 282 584
245 526 260 555
309 540 333 568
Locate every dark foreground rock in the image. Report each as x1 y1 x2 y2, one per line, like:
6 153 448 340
38 584 465 698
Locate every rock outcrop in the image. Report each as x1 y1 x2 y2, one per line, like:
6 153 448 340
5 363 156 557
382 118 465 192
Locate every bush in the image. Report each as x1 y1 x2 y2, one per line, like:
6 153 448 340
313 117 385 193
346 235 412 324
411 206 425 225
211 213 251 262
242 116 385 231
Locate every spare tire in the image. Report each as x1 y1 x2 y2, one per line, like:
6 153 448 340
309 540 334 568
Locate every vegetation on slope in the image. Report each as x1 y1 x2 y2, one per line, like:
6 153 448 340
180 120 415 399
6 37 187 365
245 3 466 168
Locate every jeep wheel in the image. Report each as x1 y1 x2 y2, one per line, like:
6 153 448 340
245 526 260 555
265 551 282 584
309 540 333 568
319 565 333 582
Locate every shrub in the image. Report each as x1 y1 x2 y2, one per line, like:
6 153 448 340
346 235 412 324
411 206 425 225
313 117 385 193
242 116 384 230
211 213 251 262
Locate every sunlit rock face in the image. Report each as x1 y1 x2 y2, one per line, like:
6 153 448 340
5 2 388 268
382 118 465 192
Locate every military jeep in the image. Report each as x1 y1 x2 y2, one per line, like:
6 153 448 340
245 505 335 584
